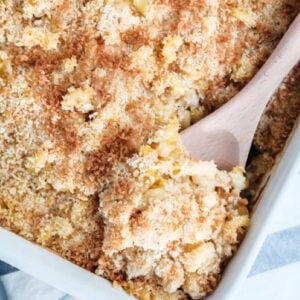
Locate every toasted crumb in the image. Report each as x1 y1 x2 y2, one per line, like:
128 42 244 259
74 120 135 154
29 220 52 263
0 1 299 299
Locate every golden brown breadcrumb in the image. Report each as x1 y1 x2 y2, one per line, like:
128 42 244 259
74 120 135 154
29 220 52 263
0 1 299 299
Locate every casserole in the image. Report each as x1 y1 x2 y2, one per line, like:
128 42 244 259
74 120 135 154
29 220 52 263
0 122 299 300
0 1 299 299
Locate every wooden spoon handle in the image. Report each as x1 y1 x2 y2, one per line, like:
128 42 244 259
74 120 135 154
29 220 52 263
181 14 300 169
235 13 300 113
218 13 300 166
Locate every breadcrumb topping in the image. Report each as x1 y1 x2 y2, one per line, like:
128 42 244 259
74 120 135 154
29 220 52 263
0 0 299 299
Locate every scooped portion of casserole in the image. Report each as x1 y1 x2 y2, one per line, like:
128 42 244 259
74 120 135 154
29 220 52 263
0 0 299 299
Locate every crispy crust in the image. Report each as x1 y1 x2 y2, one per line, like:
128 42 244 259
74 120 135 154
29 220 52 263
0 1 299 299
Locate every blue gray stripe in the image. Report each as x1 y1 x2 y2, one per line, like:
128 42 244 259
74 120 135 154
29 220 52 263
249 225 300 276
0 262 16 276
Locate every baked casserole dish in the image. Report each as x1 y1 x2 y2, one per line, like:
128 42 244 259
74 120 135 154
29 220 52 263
0 1 299 299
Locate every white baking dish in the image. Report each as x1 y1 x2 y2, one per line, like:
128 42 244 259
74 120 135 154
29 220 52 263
0 121 299 300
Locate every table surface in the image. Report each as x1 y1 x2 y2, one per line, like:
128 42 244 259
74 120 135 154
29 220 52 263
1 159 299 300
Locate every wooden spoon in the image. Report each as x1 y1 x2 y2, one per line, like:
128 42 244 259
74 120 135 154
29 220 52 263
181 14 300 170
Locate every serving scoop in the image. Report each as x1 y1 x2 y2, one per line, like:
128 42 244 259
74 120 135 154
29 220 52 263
181 14 300 170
